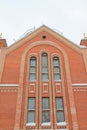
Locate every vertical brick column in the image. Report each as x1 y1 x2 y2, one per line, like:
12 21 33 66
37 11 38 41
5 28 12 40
14 56 25 130
38 51 42 129
0 50 6 83
82 50 87 72
64 54 79 130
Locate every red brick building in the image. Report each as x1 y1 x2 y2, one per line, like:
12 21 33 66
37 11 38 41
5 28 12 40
0 25 87 130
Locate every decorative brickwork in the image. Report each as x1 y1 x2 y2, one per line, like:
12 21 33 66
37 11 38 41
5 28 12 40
0 25 87 130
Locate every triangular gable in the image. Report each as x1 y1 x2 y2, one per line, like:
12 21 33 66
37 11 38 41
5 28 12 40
6 25 82 53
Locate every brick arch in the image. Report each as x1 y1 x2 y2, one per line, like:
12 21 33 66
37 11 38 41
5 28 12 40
14 41 79 130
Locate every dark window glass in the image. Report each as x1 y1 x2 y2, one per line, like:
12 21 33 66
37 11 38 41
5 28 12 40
30 74 36 81
56 97 65 122
53 57 59 66
27 98 36 123
56 98 63 110
42 67 48 73
53 57 61 80
54 74 61 81
30 67 36 73
28 98 35 110
42 111 50 123
42 56 48 66
42 53 49 81
42 98 49 109
42 98 50 123
27 111 35 123
57 111 65 122
30 59 36 66
42 74 48 81
29 57 37 81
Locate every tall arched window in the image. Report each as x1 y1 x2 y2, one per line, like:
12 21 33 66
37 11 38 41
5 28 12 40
29 57 37 81
53 57 61 81
42 53 49 81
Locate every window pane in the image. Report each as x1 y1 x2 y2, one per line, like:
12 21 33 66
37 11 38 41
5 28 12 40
42 53 48 66
42 98 49 109
28 98 35 110
30 67 36 73
53 57 61 81
30 74 36 81
42 74 48 81
27 111 35 123
42 53 49 81
56 98 63 110
54 67 60 73
54 74 61 80
42 56 48 66
29 57 37 81
42 67 48 73
53 57 59 66
30 58 36 66
42 111 50 122
57 111 65 122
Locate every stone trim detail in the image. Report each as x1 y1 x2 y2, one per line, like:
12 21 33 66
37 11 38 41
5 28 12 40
73 88 87 92
0 89 18 92
5 26 82 55
0 84 19 87
0 49 6 83
72 83 87 86
14 41 79 130
81 49 87 72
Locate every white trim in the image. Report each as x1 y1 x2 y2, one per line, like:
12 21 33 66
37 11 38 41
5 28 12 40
57 122 67 126
72 83 87 86
0 84 19 87
26 123 36 126
42 122 51 126
57 129 68 130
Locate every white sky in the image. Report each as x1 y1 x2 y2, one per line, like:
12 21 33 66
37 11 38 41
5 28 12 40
0 0 87 46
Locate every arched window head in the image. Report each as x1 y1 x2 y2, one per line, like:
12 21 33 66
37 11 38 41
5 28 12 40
53 56 61 81
42 53 49 81
29 57 37 81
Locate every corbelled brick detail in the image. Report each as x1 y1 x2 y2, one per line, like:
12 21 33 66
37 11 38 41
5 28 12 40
0 25 87 130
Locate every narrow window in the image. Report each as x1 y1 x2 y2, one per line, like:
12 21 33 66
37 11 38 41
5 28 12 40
53 57 61 81
29 57 37 81
56 97 65 122
42 98 50 123
42 53 49 81
27 98 36 123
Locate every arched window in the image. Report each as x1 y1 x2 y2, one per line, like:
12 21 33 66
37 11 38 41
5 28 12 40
53 57 61 81
42 53 49 81
29 57 37 81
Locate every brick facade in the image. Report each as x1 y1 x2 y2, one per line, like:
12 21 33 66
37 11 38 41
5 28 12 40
0 25 87 130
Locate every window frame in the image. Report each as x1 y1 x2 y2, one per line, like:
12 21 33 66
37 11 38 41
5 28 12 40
27 97 36 123
29 57 37 81
41 53 49 81
56 97 65 123
42 97 50 123
53 56 61 81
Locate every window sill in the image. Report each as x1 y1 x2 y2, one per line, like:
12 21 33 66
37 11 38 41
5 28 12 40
57 122 67 126
55 80 62 82
42 122 51 126
26 123 36 126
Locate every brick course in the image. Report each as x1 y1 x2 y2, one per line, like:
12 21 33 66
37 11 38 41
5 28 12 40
0 25 87 130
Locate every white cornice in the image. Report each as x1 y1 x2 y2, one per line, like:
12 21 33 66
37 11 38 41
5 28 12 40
72 83 87 86
0 84 19 87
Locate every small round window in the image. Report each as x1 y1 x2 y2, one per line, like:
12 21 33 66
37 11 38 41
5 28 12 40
42 35 46 39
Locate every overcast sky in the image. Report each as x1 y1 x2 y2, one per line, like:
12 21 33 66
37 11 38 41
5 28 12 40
0 0 87 46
